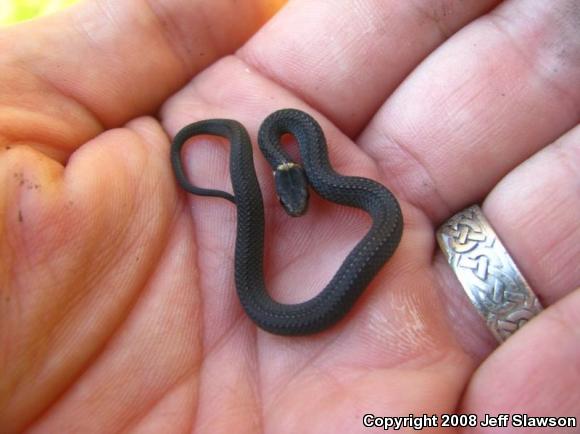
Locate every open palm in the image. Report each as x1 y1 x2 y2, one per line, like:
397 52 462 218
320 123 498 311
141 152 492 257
1 0 579 432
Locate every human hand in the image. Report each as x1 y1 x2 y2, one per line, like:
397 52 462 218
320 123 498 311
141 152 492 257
1 0 579 432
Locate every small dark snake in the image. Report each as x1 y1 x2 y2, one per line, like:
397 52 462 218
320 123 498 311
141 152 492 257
171 109 403 335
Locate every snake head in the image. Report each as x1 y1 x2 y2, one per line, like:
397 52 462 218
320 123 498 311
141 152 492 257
274 162 309 217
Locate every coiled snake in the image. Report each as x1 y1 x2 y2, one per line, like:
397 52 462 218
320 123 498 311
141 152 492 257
171 109 403 335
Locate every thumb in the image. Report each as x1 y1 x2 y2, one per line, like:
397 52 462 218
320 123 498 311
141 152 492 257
0 0 284 158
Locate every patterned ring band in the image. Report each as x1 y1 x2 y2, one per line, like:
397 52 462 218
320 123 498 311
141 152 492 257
436 205 543 343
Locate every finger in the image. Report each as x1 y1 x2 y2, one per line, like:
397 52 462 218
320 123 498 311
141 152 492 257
459 288 580 431
0 0 281 159
238 0 502 136
358 0 580 221
435 124 580 358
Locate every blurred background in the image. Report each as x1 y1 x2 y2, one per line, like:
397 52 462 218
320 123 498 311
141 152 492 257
1 0 78 24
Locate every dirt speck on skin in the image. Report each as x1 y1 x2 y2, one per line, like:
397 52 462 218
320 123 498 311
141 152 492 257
18 210 23 223
5 296 10 303
12 172 41 190
14 172 26 186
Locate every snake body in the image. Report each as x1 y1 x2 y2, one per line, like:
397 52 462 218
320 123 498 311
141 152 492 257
171 109 403 335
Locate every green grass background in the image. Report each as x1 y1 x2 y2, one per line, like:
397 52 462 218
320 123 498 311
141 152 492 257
1 0 79 24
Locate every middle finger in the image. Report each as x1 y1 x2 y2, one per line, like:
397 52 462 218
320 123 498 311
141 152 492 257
239 0 502 136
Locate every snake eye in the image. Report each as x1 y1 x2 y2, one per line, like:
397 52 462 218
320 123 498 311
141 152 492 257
274 163 309 217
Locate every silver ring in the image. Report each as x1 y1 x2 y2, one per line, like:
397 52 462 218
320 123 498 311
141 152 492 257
436 205 543 343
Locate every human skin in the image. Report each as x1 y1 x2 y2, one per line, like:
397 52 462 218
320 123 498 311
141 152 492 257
0 0 579 432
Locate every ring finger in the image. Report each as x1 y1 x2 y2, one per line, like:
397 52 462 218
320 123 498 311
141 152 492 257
450 126 580 426
435 124 580 357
